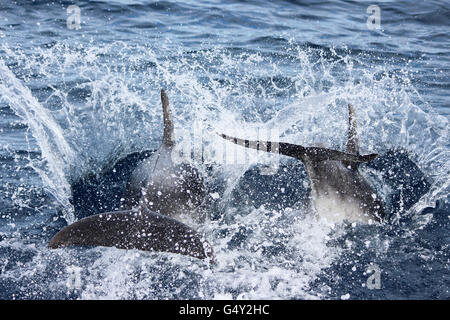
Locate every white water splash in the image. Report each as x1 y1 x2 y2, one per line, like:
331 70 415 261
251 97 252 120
0 40 448 299
0 59 75 223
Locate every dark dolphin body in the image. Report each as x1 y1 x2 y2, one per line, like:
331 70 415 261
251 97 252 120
49 90 213 262
219 104 385 223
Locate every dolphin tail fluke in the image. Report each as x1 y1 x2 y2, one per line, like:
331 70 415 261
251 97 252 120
161 89 175 147
49 207 215 263
218 133 376 163
217 133 280 155
343 104 360 170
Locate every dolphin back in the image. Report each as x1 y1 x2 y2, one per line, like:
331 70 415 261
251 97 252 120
48 207 215 262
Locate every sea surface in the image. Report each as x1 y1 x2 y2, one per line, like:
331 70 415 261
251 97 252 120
0 0 448 299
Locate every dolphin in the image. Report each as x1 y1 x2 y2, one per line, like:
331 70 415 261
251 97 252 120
49 90 214 262
121 90 207 220
218 104 385 223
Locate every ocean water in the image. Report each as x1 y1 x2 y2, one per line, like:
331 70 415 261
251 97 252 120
0 0 448 299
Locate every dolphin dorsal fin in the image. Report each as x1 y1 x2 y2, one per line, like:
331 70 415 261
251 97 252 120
346 104 359 155
343 104 359 170
161 89 175 147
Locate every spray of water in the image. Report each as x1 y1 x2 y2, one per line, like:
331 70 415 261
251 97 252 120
0 40 448 299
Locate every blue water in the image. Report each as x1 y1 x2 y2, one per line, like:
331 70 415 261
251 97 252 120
0 0 449 299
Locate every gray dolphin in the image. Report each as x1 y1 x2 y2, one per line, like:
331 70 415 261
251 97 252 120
121 90 207 220
49 90 214 262
219 104 385 223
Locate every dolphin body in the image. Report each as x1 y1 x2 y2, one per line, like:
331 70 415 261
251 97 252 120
121 90 207 220
49 90 214 262
219 104 385 223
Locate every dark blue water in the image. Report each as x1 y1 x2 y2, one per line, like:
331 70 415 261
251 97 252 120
0 0 448 299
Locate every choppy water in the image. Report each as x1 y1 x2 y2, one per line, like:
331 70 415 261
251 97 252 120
0 0 448 299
